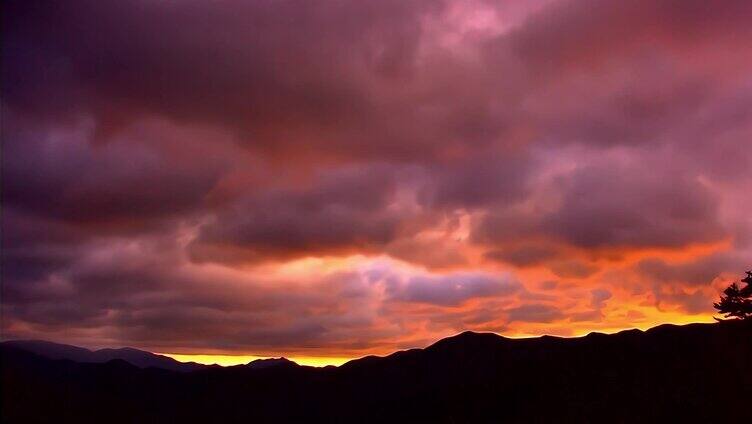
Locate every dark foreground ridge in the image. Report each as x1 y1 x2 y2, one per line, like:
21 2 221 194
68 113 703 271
2 321 751 422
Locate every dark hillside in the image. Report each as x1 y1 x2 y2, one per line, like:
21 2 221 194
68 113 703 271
2 321 751 423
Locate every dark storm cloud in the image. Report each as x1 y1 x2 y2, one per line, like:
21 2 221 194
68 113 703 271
2 116 224 230
188 165 415 263
2 0 461 160
396 273 520 306
542 163 725 248
475 159 727 251
417 153 533 209
484 244 560 267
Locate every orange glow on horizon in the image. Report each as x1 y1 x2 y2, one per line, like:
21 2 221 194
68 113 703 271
159 353 353 367
158 314 716 367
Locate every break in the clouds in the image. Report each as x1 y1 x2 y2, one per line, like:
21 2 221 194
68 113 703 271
2 0 751 357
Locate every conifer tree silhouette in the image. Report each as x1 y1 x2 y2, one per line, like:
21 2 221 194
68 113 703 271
714 270 752 320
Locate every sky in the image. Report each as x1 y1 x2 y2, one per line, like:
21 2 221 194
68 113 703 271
2 0 751 365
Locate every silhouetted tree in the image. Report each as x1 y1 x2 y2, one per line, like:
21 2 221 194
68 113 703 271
714 270 752 320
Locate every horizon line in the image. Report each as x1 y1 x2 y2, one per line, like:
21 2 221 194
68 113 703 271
161 317 718 367
2 316 719 368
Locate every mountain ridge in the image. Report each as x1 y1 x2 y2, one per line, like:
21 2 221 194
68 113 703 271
3 321 750 422
0 321 734 371
1 339 205 372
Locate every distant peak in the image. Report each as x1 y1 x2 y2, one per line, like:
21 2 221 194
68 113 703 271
247 357 297 369
449 330 507 341
426 330 507 352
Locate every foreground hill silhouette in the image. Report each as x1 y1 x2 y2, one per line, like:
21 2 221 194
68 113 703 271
2 321 750 422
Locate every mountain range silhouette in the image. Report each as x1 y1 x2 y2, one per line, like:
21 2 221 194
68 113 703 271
1 339 206 372
2 321 750 422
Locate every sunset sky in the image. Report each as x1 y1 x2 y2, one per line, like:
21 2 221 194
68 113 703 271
2 0 751 366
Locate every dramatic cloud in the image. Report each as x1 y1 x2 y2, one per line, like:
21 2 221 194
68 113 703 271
542 161 725 249
3 117 226 229
393 272 519 306
189 164 417 263
2 0 751 358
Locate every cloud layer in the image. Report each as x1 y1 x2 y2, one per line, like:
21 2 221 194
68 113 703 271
2 0 751 357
